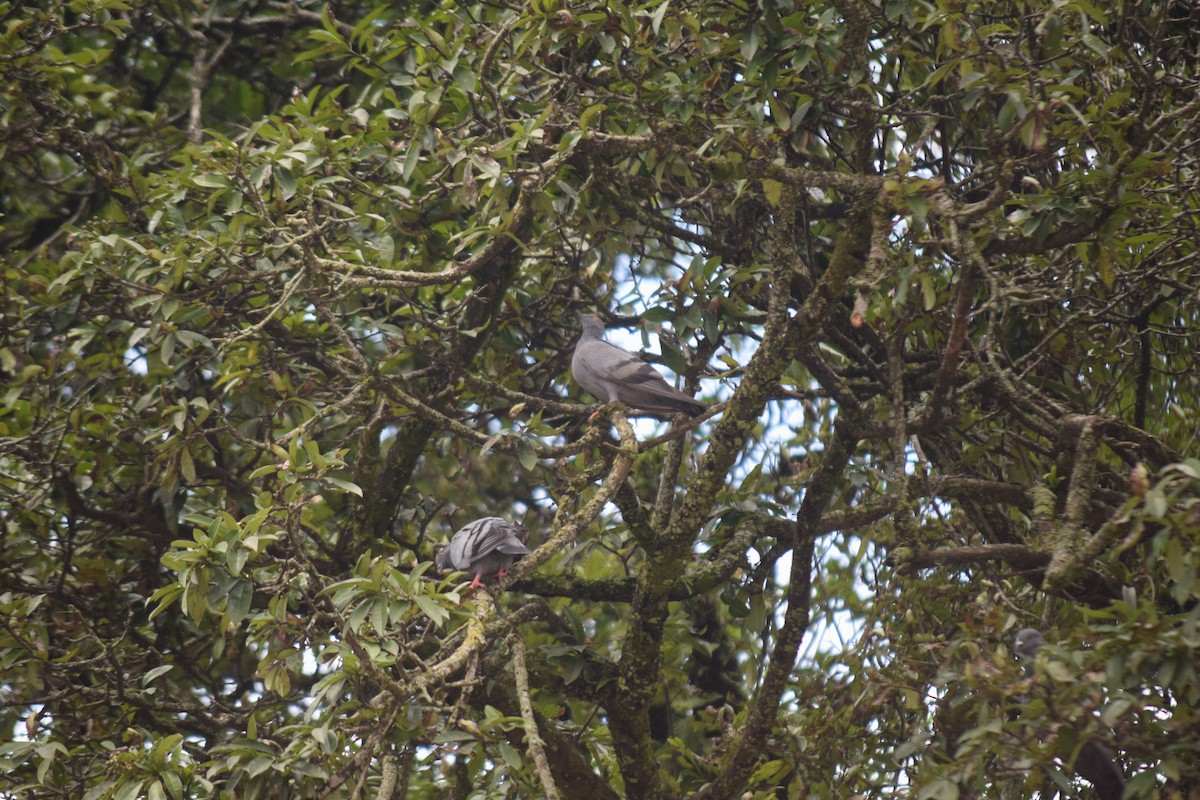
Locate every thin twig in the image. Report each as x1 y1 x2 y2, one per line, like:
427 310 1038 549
216 266 308 354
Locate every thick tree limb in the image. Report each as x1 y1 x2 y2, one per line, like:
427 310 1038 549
897 544 1050 571
922 264 979 423
339 163 550 544
692 411 862 800
606 172 870 799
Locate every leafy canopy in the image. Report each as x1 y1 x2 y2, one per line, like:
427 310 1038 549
2 0 1199 798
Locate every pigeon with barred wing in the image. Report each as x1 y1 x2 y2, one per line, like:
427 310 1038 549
435 517 530 590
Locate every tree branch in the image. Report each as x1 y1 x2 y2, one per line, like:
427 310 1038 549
692 411 862 800
511 633 562 800
1042 416 1101 595
896 543 1050 571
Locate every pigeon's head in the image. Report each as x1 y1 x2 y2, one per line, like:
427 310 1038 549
433 545 452 572
1013 628 1045 659
575 312 606 337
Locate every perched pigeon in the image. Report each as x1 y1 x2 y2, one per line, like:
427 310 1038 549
435 517 530 590
1013 628 1125 800
572 312 705 417
1013 627 1046 662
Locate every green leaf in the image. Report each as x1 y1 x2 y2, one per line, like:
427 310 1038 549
579 103 606 132
193 173 231 189
179 447 196 484
517 443 538 471
324 477 363 497
917 779 959 800
762 178 783 207
161 772 184 800
414 595 448 627
161 333 176 364
141 665 175 686
497 741 523 769
650 0 669 35
920 272 937 310
226 579 254 625
1100 697 1133 727
479 431 505 456
113 780 146 800
275 166 297 200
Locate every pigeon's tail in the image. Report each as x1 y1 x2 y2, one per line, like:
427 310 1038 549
1075 739 1124 800
626 371 705 416
625 386 705 417
672 396 706 417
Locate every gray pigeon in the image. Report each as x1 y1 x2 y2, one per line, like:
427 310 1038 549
435 517 530 590
1013 628 1125 800
1013 627 1046 662
572 312 705 417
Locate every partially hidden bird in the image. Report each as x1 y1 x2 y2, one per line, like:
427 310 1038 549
1013 627 1046 661
435 517 530 590
1013 628 1126 800
572 312 705 417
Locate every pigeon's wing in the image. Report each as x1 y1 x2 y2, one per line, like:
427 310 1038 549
446 517 501 569
572 338 651 401
574 338 704 416
471 533 531 578
447 518 528 570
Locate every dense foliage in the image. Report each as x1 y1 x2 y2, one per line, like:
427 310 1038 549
2 0 1199 797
